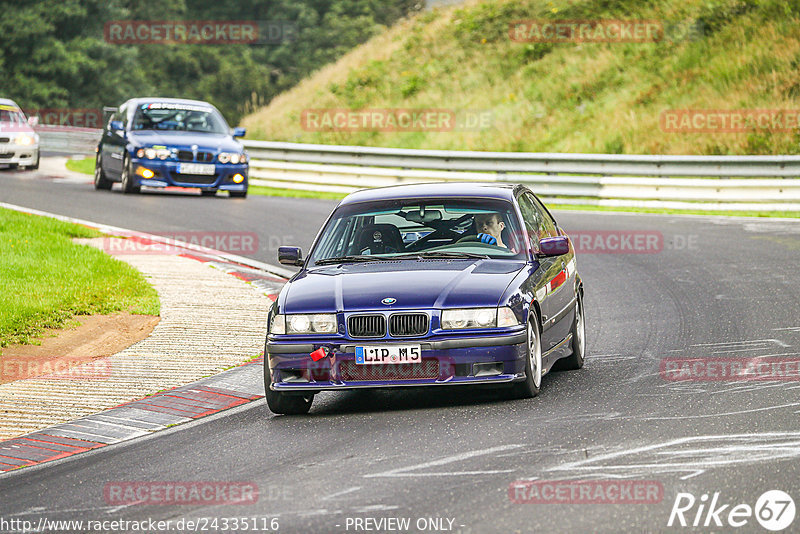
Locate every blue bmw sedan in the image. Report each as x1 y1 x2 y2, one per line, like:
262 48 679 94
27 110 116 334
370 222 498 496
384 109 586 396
94 98 248 197
265 183 584 414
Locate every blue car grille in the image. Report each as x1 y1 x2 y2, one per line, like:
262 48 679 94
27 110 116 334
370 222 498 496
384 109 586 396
340 359 439 381
348 314 386 338
389 313 429 337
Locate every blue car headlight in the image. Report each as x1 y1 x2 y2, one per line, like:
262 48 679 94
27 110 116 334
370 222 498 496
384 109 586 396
270 314 337 335
136 147 171 160
441 307 519 330
218 152 247 164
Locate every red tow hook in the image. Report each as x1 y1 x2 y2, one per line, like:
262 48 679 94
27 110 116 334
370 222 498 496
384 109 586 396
310 347 329 362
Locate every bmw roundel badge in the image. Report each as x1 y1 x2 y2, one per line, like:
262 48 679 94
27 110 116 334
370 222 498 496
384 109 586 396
381 297 397 305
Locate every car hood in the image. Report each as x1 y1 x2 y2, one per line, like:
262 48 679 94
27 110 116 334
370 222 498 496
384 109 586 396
129 131 241 152
0 122 35 135
281 260 526 313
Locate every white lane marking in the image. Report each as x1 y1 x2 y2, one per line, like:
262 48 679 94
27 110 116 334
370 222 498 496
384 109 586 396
352 504 400 513
641 402 800 420
105 499 147 514
364 444 523 478
549 432 800 478
773 327 800 332
690 339 790 348
321 486 362 501
679 470 705 480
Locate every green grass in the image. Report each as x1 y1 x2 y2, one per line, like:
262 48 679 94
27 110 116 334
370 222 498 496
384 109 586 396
243 0 800 156
548 203 800 218
65 156 95 175
249 185 348 200
0 208 160 350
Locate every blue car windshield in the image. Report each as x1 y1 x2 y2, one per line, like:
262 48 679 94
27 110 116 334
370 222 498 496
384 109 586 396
132 103 229 134
308 198 527 265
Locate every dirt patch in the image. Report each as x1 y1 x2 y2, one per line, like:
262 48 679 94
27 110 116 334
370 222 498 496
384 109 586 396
0 312 159 384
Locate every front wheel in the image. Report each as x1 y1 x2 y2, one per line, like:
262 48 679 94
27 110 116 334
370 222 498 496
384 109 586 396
120 156 140 194
507 315 542 399
25 152 40 171
265 388 314 415
557 293 585 371
94 153 112 190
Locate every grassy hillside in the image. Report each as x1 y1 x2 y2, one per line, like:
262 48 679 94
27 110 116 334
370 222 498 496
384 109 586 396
242 0 800 154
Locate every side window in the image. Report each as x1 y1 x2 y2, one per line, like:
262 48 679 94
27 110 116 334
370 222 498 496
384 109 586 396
529 194 558 237
517 193 543 252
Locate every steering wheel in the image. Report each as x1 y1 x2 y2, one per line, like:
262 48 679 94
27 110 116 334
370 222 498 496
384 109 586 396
405 229 462 252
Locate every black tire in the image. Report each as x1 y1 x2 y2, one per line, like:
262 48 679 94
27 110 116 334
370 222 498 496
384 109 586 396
94 153 112 190
120 155 140 194
557 293 585 371
200 189 217 197
229 190 247 198
265 388 313 415
507 313 542 399
28 152 40 170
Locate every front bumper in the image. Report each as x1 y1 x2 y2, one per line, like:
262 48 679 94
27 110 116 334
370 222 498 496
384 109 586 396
267 330 528 392
0 143 38 166
131 159 248 191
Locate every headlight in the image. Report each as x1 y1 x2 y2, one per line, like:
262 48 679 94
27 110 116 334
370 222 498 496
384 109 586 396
218 152 245 164
137 147 170 159
441 307 520 330
14 134 36 146
271 314 337 335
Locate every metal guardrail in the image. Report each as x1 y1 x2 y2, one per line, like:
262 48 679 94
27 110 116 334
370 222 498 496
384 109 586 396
34 128 800 210
242 140 800 211
37 126 101 155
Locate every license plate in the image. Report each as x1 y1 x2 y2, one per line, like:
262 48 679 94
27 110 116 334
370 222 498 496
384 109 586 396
178 163 215 175
355 345 421 365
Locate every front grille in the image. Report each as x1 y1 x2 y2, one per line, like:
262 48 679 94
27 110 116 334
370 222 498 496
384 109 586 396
173 173 217 185
0 153 12 159
177 150 214 162
340 359 439 381
389 313 429 337
348 314 386 338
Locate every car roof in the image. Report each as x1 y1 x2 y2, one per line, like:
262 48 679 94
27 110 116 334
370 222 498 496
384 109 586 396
339 183 521 206
0 98 20 107
125 97 217 109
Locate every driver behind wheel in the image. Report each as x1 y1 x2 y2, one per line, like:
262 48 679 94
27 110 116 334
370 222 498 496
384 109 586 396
474 212 508 248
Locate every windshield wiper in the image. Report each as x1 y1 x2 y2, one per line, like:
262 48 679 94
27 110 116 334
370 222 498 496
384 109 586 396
394 251 490 260
314 255 384 265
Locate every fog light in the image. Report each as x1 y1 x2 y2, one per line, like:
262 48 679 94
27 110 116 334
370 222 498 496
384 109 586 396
232 173 244 184
136 167 155 179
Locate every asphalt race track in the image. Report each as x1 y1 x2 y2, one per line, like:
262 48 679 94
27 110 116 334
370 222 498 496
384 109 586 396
1 168 799 533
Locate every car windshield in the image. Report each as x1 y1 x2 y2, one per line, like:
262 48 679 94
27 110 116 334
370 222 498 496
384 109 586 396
308 198 527 265
131 102 229 134
0 106 27 124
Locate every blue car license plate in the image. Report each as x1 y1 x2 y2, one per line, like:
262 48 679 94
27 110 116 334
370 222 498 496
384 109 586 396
355 345 421 365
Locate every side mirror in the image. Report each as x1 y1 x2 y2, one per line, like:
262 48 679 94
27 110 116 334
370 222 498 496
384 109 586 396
538 236 570 257
278 246 304 266
27 116 39 127
110 120 125 135
232 127 246 138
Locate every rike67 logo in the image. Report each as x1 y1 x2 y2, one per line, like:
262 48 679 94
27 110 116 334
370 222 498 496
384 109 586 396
668 490 796 531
